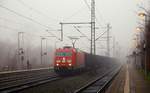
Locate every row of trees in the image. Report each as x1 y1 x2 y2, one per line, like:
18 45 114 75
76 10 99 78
131 8 150 75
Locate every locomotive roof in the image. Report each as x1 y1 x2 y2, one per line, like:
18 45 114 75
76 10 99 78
56 47 83 53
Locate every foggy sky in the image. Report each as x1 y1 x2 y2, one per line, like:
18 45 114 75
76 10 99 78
0 0 144 56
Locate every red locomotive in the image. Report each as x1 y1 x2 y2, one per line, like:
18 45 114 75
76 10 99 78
54 46 118 75
54 46 85 73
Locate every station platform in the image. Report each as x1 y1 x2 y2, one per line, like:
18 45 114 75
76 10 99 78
106 63 150 93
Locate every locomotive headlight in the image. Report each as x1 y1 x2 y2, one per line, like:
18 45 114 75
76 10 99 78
56 64 59 66
69 63 72 66
67 60 72 63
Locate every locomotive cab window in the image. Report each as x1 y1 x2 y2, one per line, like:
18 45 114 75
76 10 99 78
56 52 72 56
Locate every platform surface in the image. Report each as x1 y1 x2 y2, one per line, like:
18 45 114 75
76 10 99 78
106 63 150 93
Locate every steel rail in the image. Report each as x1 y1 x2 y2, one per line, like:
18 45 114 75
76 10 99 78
0 71 55 86
0 69 60 93
0 74 60 93
74 65 121 93
0 70 53 84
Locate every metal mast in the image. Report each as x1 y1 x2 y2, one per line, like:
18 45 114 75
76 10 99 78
91 0 96 54
107 24 111 56
18 32 25 69
40 37 46 66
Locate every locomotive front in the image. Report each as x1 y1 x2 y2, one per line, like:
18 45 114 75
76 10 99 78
54 47 76 73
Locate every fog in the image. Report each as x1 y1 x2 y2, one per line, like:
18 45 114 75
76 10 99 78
0 0 145 70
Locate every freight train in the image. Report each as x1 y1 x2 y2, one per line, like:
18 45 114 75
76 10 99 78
54 46 118 75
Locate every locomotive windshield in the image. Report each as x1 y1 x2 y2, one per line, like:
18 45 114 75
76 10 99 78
56 52 72 56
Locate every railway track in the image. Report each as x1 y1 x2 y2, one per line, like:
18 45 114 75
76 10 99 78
0 69 61 93
74 66 121 93
0 70 52 84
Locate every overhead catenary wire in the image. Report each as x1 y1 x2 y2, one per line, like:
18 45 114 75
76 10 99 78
0 4 60 39
62 0 92 22
0 5 51 29
63 7 86 22
83 0 110 54
0 24 20 32
95 6 106 25
0 16 24 25
82 0 104 27
83 0 91 9
16 0 62 39
1 19 60 41
95 31 107 41
79 39 90 51
16 0 58 22
0 16 60 40
73 26 91 41
0 24 48 39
